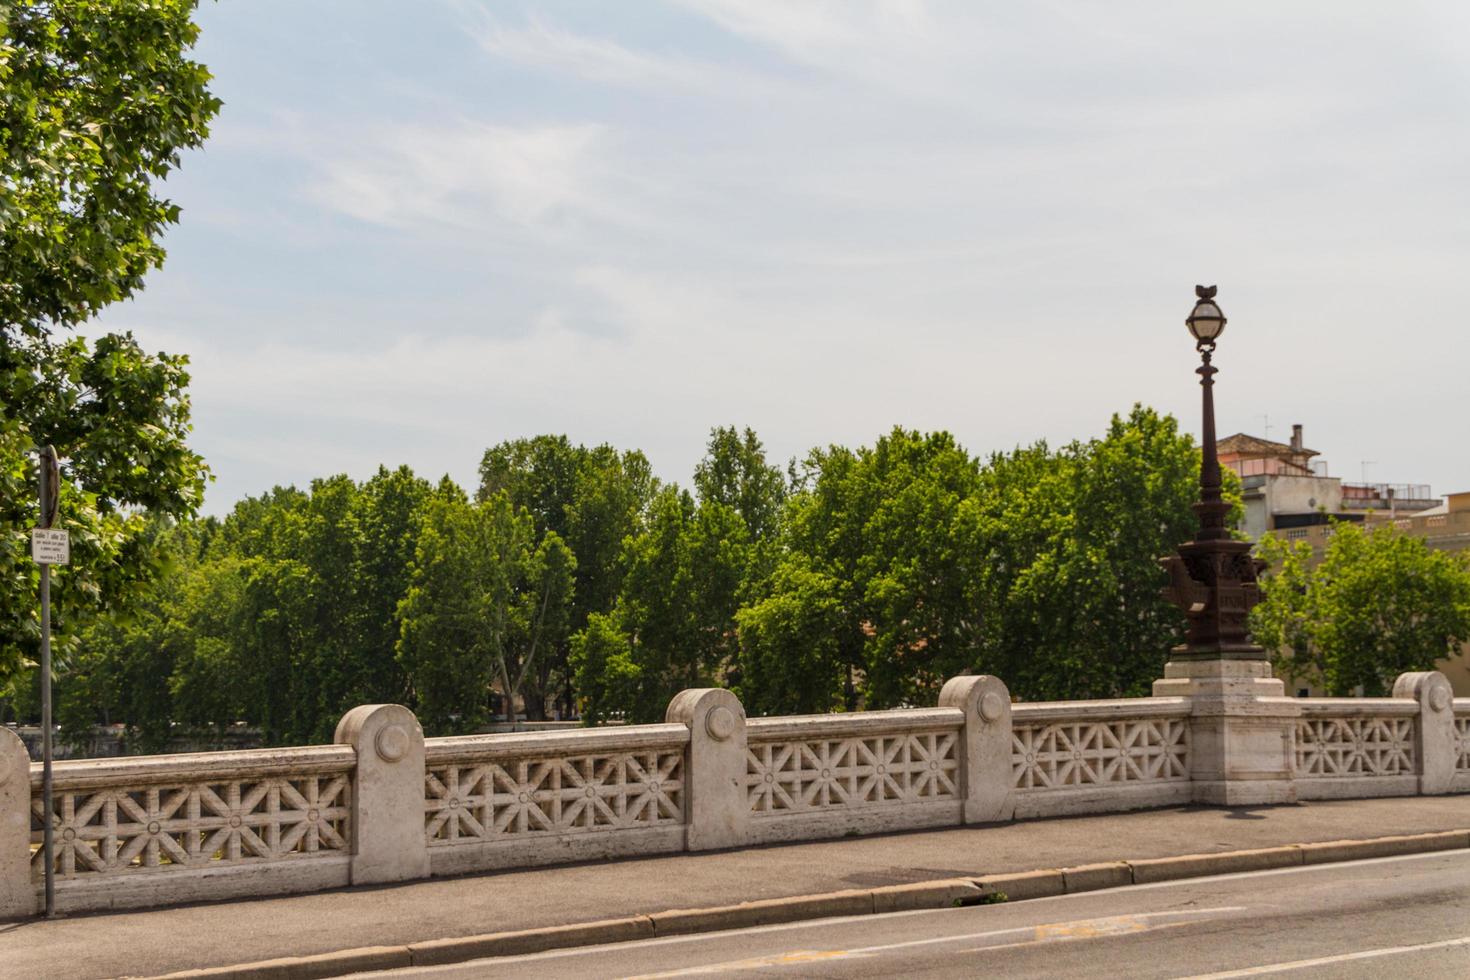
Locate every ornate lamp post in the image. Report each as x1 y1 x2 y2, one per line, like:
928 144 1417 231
1162 285 1267 659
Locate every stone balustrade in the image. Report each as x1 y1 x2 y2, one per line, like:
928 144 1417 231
423 723 691 875
1293 699 1420 800
1456 701 1470 790
11 744 355 916
1011 698 1193 818
2 669 1468 919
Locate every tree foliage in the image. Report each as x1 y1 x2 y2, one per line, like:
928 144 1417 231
397 492 575 733
3 409 1278 747
1 0 218 692
968 406 1226 700
1254 522 1470 696
477 436 655 717
1 0 220 333
737 429 982 713
571 427 784 723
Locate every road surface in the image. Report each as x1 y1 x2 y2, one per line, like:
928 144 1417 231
359 849 1470 978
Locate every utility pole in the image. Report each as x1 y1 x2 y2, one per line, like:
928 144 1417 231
32 446 64 917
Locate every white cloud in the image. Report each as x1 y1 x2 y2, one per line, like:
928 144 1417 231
97 0 1470 510
463 11 788 99
306 122 611 231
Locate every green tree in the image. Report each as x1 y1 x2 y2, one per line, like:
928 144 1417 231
396 493 575 733
1 0 219 692
571 428 784 724
694 426 786 542
740 428 982 712
734 561 846 715
968 406 1223 700
1254 522 1470 696
55 518 211 750
1 333 207 694
567 612 641 726
349 466 435 703
572 485 752 724
478 437 655 717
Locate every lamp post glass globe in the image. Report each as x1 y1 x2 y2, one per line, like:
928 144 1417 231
1186 291 1226 344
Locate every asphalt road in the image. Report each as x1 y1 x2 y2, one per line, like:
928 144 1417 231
358 850 1470 979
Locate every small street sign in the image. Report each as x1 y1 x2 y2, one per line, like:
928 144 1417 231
31 528 69 565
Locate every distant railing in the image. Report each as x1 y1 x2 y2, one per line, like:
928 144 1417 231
1293 700 1419 800
1455 702 1470 793
1340 482 1434 505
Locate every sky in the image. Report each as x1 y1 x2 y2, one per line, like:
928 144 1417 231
97 1 1470 513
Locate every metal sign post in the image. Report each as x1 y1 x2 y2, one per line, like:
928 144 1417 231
34 445 62 918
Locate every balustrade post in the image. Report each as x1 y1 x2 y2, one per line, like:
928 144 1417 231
939 675 1014 823
666 688 748 851
1393 671 1455 795
335 704 430 885
0 727 32 919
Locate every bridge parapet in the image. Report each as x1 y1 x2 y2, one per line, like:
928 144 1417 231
422 722 692 875
1456 701 1470 792
12 742 353 917
4 669 1467 919
1011 698 1194 818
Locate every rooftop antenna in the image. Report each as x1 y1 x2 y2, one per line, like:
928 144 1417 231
1360 461 1375 485
1258 414 1271 440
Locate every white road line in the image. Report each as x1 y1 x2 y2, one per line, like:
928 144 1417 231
1018 846 1470 904
620 910 1243 979
1181 935 1470 977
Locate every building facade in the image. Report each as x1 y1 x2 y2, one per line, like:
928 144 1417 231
1220 424 1438 539
1225 423 1468 696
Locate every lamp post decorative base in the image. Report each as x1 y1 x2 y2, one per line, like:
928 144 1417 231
1153 657 1285 699
1161 537 1269 660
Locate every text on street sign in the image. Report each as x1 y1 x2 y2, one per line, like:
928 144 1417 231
31 528 69 565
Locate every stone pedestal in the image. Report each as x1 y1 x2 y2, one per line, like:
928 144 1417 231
335 704 430 885
938 675 1015 823
1154 659 1300 806
0 728 31 920
1393 671 1456 795
666 688 748 851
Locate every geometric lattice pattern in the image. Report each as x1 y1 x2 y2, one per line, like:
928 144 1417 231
1295 717 1415 777
1454 716 1470 774
1011 719 1190 791
30 775 351 880
745 731 959 816
424 751 685 844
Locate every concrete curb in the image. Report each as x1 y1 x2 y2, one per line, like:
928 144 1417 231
146 829 1470 980
1128 844 1303 884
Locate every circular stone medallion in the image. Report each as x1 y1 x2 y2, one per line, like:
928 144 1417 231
705 705 738 741
375 724 411 762
1430 686 1451 712
979 691 1006 722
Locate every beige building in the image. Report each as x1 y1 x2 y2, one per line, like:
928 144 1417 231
1260 483 1470 696
1219 424 1438 539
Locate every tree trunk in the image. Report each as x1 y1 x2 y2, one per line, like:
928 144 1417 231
498 661 517 727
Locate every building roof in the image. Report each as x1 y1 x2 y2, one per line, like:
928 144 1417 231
1217 432 1319 458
